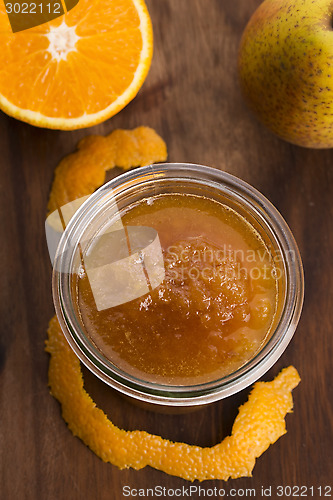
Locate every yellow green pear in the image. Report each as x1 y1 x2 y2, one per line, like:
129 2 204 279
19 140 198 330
238 0 333 148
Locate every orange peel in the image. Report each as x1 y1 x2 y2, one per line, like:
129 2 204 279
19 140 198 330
47 126 167 214
46 128 300 480
46 316 300 481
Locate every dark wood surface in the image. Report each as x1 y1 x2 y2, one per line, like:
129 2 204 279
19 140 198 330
1 1 332 498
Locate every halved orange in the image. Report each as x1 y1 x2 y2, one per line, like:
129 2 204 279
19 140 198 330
0 0 153 129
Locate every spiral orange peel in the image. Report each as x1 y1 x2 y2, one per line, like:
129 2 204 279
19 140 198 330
46 316 300 481
46 128 300 480
47 126 167 214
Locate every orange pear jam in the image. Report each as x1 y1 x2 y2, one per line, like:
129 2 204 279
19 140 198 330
75 193 278 385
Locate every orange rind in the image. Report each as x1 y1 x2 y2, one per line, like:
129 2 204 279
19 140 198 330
46 316 300 481
46 128 300 480
47 126 167 214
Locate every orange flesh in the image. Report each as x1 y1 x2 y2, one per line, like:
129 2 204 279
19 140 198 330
76 193 277 384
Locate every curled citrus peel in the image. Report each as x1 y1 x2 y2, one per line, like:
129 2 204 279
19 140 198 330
46 127 300 480
47 126 167 214
46 316 300 481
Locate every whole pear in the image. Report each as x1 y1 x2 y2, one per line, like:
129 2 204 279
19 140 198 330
238 0 333 148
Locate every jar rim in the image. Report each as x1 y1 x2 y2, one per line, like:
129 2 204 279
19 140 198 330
52 163 304 406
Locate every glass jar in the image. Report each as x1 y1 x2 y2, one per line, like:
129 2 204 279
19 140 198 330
52 163 304 408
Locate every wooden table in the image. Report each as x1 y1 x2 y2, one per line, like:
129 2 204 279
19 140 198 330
1 1 332 498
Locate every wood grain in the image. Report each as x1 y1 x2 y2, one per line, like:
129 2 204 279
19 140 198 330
0 1 332 498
